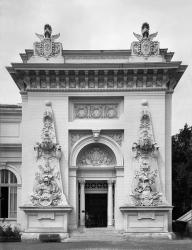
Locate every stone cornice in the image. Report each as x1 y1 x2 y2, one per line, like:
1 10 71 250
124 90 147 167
8 61 182 70
19 49 174 63
6 62 187 93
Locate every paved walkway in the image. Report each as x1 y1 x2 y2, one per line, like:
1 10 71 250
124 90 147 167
0 239 192 250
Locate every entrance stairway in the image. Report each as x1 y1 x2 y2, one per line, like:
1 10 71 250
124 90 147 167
66 227 125 242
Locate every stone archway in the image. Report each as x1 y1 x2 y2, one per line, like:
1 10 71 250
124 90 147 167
70 135 123 167
69 135 124 229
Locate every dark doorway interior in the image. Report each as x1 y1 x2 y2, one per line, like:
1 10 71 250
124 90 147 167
85 193 107 227
0 187 8 218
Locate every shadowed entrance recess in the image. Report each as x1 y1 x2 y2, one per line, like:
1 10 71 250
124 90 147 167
85 193 107 228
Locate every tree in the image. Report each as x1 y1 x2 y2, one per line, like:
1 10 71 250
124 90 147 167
172 124 192 220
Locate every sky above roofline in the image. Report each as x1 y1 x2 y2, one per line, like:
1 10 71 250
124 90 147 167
0 0 192 134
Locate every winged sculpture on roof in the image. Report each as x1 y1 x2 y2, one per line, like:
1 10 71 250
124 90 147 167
131 23 159 57
34 24 62 59
35 24 60 41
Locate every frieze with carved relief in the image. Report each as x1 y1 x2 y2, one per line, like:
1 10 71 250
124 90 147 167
74 104 118 119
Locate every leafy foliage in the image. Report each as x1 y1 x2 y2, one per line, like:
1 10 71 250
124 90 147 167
172 124 192 220
0 223 21 238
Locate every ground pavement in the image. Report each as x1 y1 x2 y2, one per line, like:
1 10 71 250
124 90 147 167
0 239 192 250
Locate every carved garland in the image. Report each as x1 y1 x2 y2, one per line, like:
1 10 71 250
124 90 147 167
130 100 162 206
31 101 68 207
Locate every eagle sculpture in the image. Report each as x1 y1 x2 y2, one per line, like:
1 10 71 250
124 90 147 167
133 22 158 41
35 24 60 41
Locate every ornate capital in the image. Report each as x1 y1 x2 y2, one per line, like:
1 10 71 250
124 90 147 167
79 179 85 185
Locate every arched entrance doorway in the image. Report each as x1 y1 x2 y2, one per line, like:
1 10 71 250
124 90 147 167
69 135 124 229
77 143 116 228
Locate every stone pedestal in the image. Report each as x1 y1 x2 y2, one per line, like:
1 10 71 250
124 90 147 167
20 206 72 241
120 206 173 238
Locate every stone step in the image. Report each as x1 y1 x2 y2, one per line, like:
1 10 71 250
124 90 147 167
66 228 125 242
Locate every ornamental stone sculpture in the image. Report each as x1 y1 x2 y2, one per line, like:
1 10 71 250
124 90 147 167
131 23 159 57
130 100 163 206
31 101 68 206
34 24 62 59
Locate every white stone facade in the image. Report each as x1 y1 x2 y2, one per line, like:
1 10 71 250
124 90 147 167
0 23 187 239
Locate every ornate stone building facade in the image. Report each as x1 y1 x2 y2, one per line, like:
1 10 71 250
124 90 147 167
0 23 187 239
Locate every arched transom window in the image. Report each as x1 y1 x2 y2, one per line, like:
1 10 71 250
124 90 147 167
0 169 17 218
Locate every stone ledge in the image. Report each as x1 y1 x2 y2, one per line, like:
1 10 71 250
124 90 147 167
120 205 173 212
20 205 72 212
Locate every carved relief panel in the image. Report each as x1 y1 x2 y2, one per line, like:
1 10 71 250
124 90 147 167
77 143 116 167
74 104 118 119
69 97 123 121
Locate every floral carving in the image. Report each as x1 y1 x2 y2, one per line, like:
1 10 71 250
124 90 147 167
90 105 103 118
31 101 68 207
131 158 162 206
103 132 123 145
74 104 118 119
71 133 89 146
77 146 116 167
130 100 162 206
31 160 62 206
